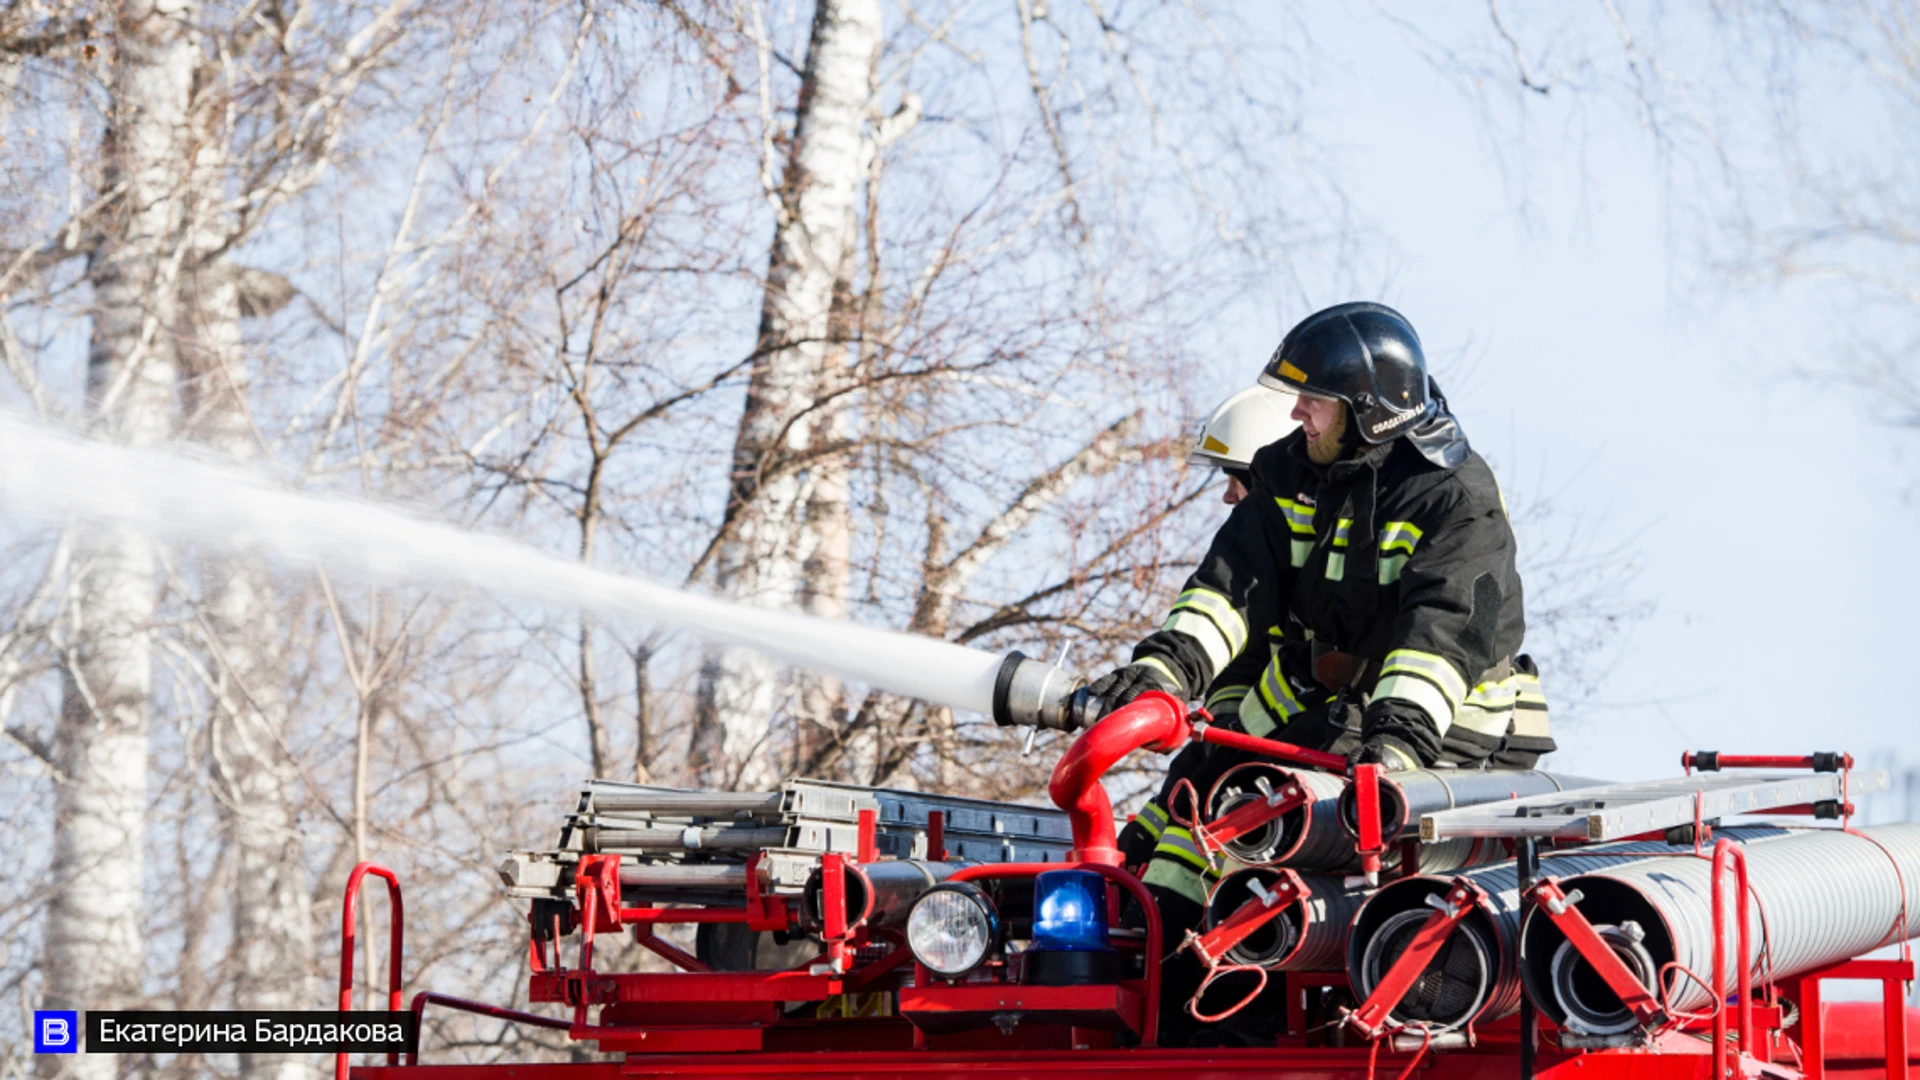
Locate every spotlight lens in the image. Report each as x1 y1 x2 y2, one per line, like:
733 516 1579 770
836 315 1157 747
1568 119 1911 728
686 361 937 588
907 884 998 977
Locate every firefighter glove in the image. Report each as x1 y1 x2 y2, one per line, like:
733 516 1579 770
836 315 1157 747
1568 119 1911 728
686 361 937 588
1085 661 1180 719
1356 699 1440 770
1349 733 1422 772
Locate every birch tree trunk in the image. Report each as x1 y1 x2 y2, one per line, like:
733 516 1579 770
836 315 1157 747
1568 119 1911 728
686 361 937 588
694 0 879 788
41 2 193 1075
181 241 316 1077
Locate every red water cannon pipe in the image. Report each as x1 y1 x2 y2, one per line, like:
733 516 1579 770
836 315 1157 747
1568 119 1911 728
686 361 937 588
1049 691 1191 865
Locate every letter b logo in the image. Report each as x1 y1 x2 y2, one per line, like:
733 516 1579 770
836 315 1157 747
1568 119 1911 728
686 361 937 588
35 1011 77 1053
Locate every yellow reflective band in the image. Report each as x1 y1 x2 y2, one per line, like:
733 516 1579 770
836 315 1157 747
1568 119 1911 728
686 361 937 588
1154 826 1211 872
1275 497 1316 536
1291 538 1312 568
1372 674 1455 735
1331 517 1353 549
1206 684 1250 712
1379 554 1409 585
1170 587 1249 654
1451 702 1514 737
1257 656 1310 722
1163 611 1235 675
1379 521 1423 557
1326 551 1346 582
1238 692 1279 738
1514 672 1548 708
1463 679 1520 709
1142 857 1210 906
1136 801 1169 841
1132 656 1181 692
1380 649 1468 707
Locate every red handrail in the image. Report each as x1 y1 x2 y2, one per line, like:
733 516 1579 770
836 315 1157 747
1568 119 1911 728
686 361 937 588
405 991 571 1066
337 862 405 1080
1711 838 1753 1079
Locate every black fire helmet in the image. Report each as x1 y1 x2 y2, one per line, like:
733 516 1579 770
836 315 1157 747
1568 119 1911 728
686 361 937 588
1258 302 1434 445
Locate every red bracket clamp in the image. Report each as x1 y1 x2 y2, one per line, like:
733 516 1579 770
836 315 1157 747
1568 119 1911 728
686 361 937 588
1527 877 1667 1029
742 851 793 933
1187 870 1310 967
1353 763 1386 885
1348 876 1488 1038
574 853 623 935
1198 779 1311 856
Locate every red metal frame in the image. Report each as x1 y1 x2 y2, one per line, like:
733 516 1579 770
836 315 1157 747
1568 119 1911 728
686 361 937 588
339 862 405 1080
946 860 1165 1046
1792 956 1916 1080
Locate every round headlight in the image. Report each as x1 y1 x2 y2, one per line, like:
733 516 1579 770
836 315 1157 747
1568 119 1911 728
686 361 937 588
906 882 999 977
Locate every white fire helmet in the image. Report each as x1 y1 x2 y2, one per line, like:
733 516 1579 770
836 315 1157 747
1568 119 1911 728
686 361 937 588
1187 385 1300 471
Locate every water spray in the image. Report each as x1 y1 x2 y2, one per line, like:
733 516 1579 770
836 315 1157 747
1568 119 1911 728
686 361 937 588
0 413 1081 725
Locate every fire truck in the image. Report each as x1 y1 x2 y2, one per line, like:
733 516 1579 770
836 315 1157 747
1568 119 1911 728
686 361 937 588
334 690 1919 1079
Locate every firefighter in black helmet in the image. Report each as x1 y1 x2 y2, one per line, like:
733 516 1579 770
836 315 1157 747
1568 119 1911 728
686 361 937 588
1092 302 1554 1042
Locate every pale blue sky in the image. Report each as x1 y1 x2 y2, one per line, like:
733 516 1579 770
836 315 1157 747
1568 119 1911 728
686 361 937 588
1211 4 1919 801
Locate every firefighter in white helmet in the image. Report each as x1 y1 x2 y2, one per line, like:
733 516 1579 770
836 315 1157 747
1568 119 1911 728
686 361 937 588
1186 385 1300 506
1117 387 1298 869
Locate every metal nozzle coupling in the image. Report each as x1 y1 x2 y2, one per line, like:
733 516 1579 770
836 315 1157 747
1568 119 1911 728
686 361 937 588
991 651 1095 732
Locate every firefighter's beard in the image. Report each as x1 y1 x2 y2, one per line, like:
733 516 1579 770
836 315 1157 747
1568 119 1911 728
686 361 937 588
1306 405 1348 465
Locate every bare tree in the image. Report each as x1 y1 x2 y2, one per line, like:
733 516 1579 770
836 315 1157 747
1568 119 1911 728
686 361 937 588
39 6 194 1075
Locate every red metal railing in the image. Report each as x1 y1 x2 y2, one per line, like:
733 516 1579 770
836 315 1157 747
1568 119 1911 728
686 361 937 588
337 862 405 1080
405 992 571 1066
1710 838 1754 1079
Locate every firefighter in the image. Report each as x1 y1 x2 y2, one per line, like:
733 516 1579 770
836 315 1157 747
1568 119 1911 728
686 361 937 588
1094 301 1555 1042
1188 385 1299 507
1118 386 1297 869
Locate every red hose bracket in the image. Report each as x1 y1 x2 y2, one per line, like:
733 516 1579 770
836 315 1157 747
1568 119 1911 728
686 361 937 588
1526 877 1668 1029
742 852 793 933
1348 877 1488 1039
1185 869 1309 967
574 853 623 935
1196 775 1311 857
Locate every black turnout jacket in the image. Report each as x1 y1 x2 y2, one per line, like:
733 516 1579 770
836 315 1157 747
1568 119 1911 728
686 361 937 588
1133 415 1551 766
